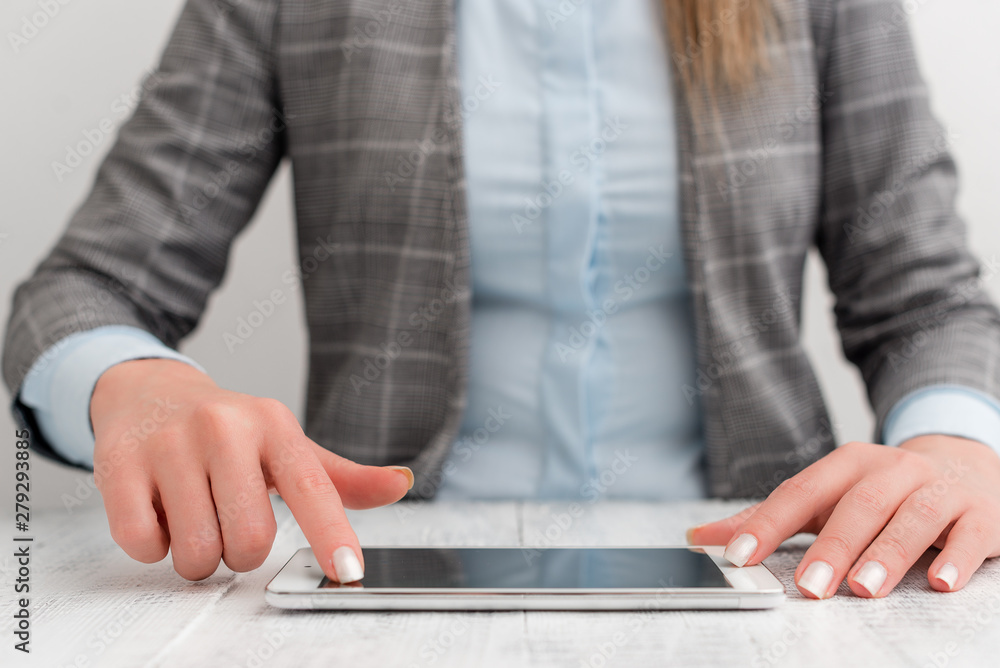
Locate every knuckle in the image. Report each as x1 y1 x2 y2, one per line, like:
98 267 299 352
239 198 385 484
264 431 310 465
840 441 869 456
255 397 296 426
294 468 334 498
873 533 910 563
775 475 815 501
946 541 978 567
961 519 992 547
817 530 856 560
176 524 223 560
231 520 277 556
848 482 891 517
314 515 355 542
192 400 243 436
899 449 934 475
907 492 943 525
746 509 781 537
736 503 762 523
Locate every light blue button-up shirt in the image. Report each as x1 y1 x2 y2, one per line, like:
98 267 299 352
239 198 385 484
17 0 1000 496
435 0 707 501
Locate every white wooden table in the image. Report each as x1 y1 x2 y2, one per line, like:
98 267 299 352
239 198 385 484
4 498 1000 667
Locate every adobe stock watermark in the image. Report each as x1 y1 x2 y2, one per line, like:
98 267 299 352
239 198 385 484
213 0 246 17
63 397 181 512
578 626 639 668
339 0 413 63
223 233 340 353
741 416 842 502
922 592 1000 668
544 0 589 31
511 116 629 234
716 87 832 203
884 254 999 372
222 290 290 353
383 74 502 193
395 405 512 519
85 602 141 663
752 620 807 668
243 622 294 668
186 434 326 552
878 0 931 38
577 578 679 668
445 407 513 467
350 278 470 394
581 448 640 501
671 0 754 71
53 599 141 667
521 449 639 564
50 69 166 183
407 616 471 668
8 0 75 54
555 245 674 362
844 128 960 244
180 108 295 223
866 455 972 567
16 264 143 380
681 288 794 405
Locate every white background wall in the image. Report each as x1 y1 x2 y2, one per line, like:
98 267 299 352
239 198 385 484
1 0 998 512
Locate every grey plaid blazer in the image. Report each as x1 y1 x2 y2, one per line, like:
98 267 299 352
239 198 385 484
5 0 1000 499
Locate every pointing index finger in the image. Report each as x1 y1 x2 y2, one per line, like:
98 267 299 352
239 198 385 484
265 439 365 583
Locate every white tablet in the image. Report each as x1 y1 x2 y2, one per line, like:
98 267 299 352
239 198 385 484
265 546 785 610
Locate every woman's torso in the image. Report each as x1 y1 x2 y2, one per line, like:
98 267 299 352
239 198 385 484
435 0 708 501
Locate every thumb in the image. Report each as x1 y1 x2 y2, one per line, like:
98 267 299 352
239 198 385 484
309 441 414 509
685 502 763 545
686 503 835 546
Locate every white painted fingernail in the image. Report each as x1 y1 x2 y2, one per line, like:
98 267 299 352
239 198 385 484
723 533 758 567
798 561 834 599
854 561 887 596
332 546 364 583
936 562 959 590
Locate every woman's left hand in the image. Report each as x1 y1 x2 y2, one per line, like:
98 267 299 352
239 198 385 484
686 435 1000 599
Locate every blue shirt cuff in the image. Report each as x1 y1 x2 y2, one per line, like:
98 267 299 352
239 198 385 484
19 325 205 469
882 384 1000 455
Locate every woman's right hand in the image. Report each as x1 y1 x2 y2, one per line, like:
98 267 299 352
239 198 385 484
88 358 413 583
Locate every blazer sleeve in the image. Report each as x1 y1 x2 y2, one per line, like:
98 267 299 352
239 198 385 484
811 0 1000 442
2 0 285 468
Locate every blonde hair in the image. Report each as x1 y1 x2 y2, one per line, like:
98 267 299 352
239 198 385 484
664 0 778 103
